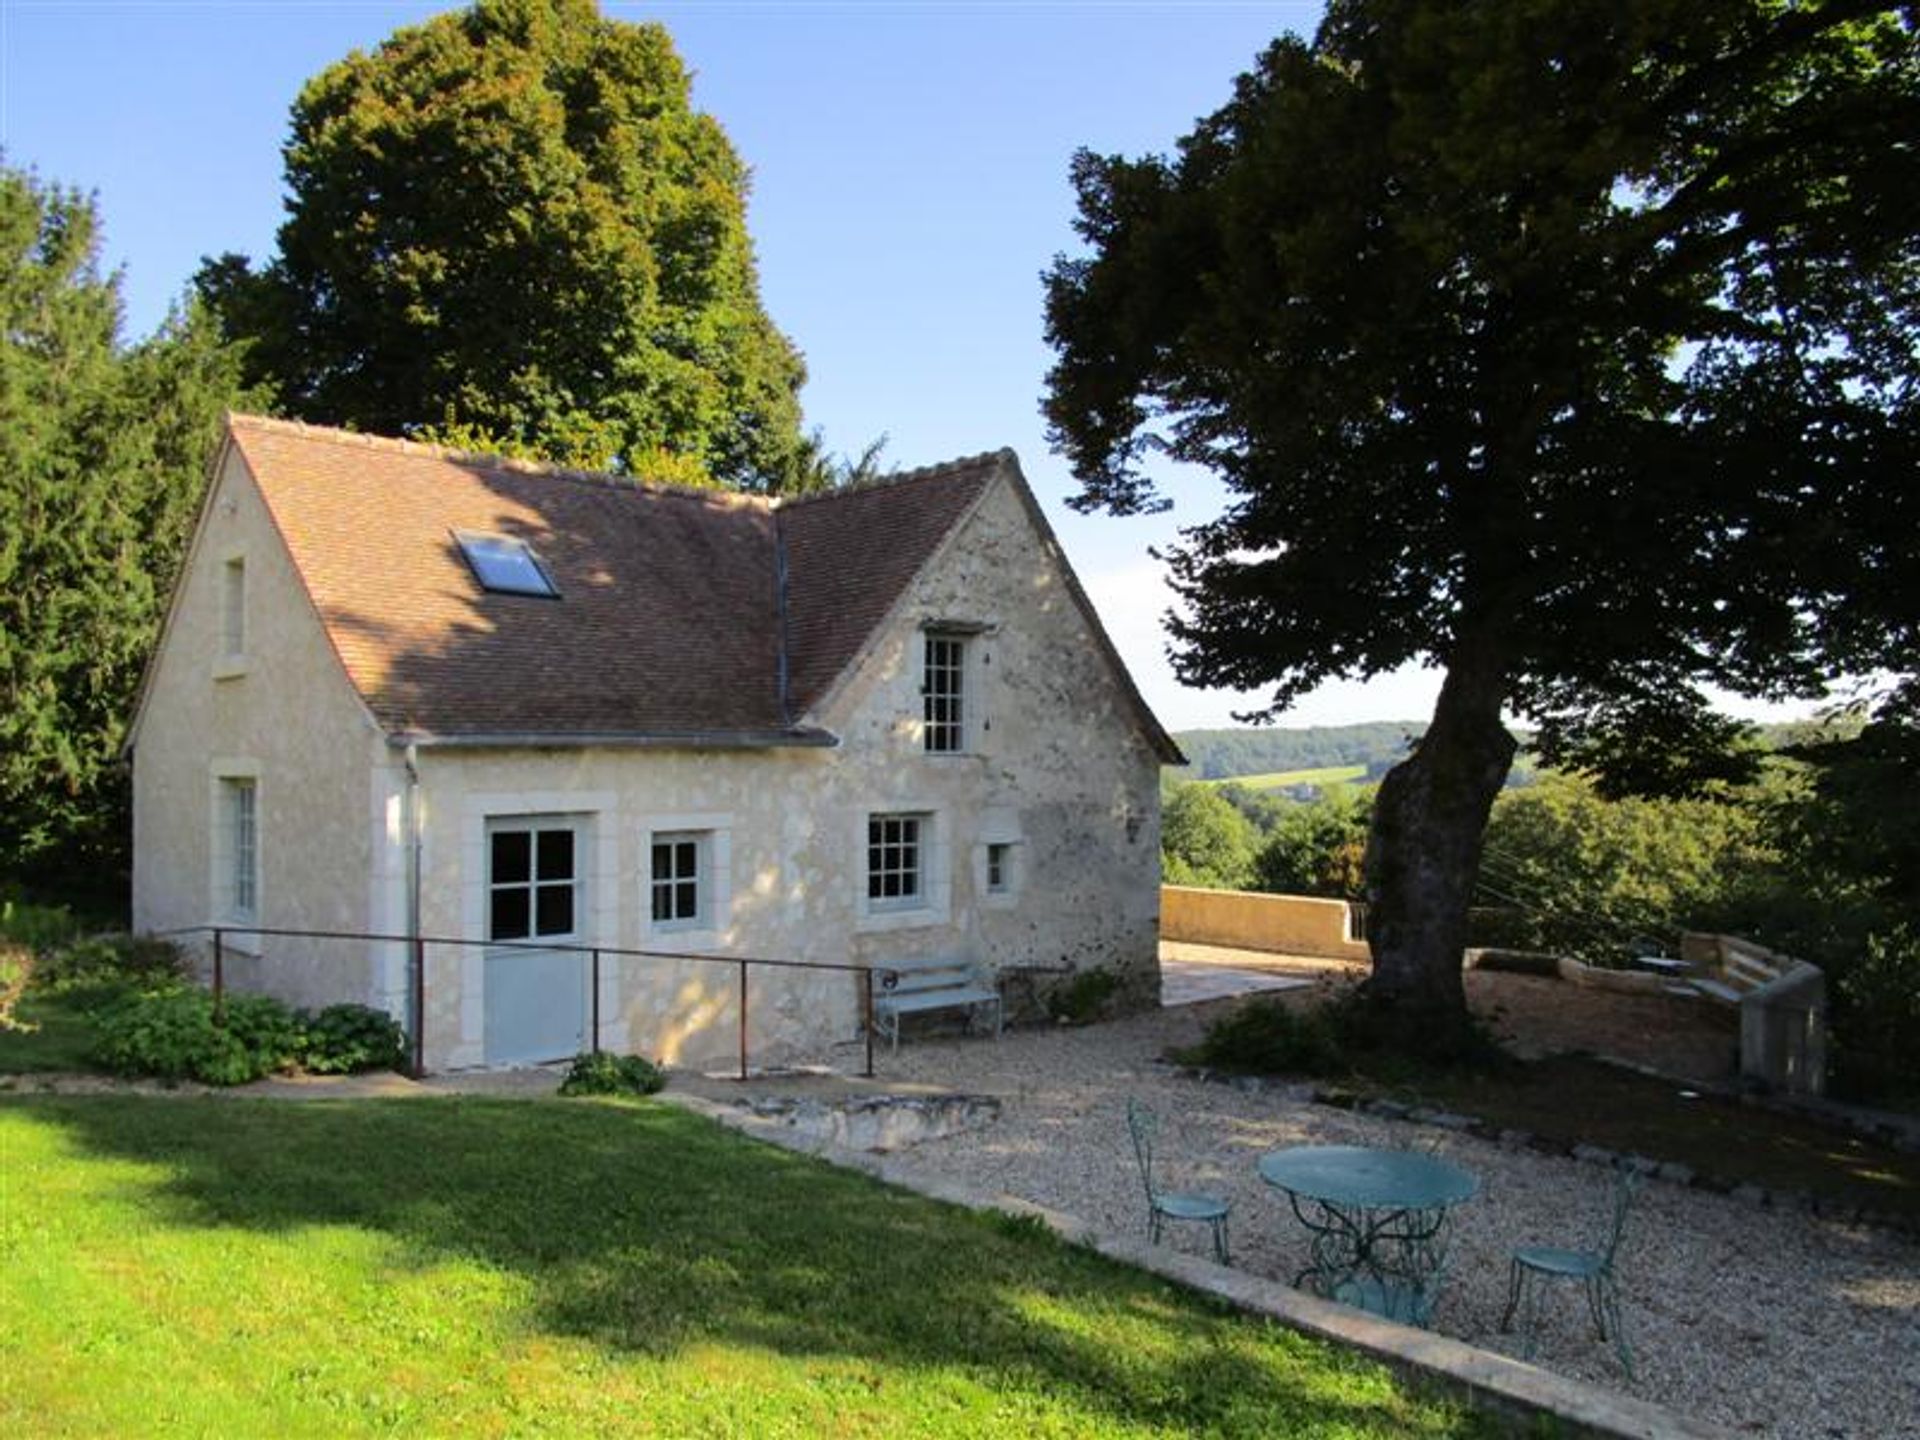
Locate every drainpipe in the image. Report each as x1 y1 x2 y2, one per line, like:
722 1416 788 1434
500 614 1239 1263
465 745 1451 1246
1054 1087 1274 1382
402 742 424 1075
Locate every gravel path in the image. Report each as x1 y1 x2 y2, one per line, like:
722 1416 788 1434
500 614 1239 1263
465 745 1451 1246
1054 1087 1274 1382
877 1003 1920 1440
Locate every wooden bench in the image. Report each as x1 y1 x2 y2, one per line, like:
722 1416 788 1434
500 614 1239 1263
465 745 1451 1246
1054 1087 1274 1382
871 954 1002 1053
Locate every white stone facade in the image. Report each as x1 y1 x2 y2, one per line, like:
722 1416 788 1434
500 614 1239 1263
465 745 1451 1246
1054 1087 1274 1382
132 446 1164 1070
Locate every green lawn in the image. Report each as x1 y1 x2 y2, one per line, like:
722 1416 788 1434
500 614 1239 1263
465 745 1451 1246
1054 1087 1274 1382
0 1096 1492 1438
1207 765 1368 792
0 994 101 1074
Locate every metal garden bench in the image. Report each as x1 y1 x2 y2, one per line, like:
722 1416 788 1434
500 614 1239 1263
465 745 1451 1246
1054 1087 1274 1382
872 954 1003 1053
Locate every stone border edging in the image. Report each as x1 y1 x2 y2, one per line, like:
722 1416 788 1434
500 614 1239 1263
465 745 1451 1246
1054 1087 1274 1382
1171 1065 1920 1240
660 1088 1731 1440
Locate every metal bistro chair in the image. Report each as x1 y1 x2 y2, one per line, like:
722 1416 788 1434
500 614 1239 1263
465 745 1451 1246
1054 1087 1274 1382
1126 1098 1231 1265
1501 1165 1644 1377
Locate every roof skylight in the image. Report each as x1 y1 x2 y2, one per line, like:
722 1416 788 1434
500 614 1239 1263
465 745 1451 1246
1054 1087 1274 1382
455 531 559 598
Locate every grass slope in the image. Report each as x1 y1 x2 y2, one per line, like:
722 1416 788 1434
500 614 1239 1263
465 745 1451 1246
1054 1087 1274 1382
0 1096 1490 1438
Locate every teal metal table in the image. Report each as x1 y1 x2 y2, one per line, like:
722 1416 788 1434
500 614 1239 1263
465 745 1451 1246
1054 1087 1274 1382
1258 1145 1480 1327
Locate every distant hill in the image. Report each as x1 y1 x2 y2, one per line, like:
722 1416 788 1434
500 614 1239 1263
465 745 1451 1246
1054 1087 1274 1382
1171 723 1424 781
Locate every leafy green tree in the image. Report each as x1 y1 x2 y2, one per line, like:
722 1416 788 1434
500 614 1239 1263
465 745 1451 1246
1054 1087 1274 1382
1477 773 1775 962
1045 1 1919 1044
1161 783 1260 890
0 164 249 899
197 0 807 489
1256 791 1374 901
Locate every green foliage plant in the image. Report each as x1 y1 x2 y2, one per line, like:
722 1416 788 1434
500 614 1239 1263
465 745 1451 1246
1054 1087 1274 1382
198 0 809 490
1045 0 1920 1049
1048 967 1119 1025
90 988 303 1086
1 165 251 892
296 1004 408 1075
557 1050 665 1097
1831 927 1920 1108
1160 781 1260 889
1256 790 1374 900
1177 990 1509 1083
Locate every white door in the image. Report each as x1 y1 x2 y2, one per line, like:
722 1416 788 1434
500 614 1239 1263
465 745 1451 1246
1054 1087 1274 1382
483 817 587 1065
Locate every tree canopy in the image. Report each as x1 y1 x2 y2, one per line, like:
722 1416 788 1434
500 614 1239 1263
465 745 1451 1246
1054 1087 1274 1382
1 164 250 898
198 0 808 488
1045 0 1919 1034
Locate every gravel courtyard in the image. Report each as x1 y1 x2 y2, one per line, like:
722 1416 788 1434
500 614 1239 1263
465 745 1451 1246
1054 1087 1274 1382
875 990 1920 1440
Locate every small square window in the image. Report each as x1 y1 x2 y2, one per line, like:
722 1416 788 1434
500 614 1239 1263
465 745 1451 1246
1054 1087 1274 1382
986 842 1012 894
651 832 709 930
455 531 560 598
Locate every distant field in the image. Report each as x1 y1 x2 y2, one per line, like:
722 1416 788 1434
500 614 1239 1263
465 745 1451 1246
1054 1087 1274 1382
1205 763 1368 791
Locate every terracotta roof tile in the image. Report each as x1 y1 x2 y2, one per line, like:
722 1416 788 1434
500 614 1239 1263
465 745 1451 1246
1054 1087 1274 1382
225 415 1000 744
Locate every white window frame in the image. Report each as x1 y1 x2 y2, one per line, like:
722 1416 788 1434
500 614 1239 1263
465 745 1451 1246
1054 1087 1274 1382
985 842 1013 894
922 631 968 754
210 761 262 951
484 815 583 944
214 550 248 680
859 807 950 932
649 830 709 933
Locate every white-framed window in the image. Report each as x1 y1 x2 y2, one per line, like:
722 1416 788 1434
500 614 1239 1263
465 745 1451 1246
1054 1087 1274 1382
922 632 967 753
222 776 257 921
486 818 579 941
868 813 927 909
986 842 1013 895
650 831 709 931
222 556 246 658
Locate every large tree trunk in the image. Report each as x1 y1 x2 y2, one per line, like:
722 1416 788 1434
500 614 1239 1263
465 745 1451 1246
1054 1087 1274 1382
1362 639 1516 1046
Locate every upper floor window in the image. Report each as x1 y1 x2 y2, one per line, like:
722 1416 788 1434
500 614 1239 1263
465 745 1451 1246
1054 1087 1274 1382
456 531 560 599
923 632 967 753
221 556 246 659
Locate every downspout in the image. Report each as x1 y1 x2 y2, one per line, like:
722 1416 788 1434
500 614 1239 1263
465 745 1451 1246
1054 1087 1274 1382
402 741 424 1076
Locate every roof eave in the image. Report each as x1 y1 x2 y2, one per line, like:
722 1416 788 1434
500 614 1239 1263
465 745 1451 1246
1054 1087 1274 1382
386 727 841 753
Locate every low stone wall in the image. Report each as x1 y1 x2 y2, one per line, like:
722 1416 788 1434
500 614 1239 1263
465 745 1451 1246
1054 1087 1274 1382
1160 886 1369 962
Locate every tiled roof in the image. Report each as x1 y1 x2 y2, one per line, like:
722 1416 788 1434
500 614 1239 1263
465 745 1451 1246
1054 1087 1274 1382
225 415 994 744
222 414 1181 762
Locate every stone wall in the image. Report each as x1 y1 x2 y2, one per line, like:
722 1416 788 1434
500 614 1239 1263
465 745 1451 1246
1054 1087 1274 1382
1160 886 1369 962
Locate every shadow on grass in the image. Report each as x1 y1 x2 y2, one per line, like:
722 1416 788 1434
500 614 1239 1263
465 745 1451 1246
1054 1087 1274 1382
9 1095 1493 1437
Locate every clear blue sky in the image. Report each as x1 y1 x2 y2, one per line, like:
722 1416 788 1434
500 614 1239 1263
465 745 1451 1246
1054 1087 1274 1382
0 0 1805 734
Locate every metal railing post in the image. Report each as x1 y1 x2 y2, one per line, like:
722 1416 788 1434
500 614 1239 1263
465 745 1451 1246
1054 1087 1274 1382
411 934 427 1079
591 947 602 1055
862 967 875 1079
738 959 749 1081
211 928 225 1025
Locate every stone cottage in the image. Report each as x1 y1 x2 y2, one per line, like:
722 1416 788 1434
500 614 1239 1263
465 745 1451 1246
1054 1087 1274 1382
128 414 1181 1070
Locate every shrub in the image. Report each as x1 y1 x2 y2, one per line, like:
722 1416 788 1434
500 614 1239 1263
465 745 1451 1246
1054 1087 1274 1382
1174 997 1344 1075
0 940 34 1033
298 1003 408 1075
1049 967 1119 1025
1174 990 1510 1081
0 897 85 954
558 1051 665 1097
91 988 303 1086
34 934 187 1008
1831 927 1920 1108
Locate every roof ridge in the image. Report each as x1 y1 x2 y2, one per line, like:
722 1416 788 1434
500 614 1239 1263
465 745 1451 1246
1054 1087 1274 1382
771 447 1013 510
224 412 773 510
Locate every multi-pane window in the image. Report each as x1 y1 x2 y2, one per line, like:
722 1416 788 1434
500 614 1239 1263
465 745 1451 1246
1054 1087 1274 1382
867 814 924 907
225 778 257 919
221 557 246 658
923 633 966 753
489 822 577 941
651 832 706 929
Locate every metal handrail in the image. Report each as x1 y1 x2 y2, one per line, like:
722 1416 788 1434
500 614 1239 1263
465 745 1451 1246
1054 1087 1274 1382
159 923 888 1082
